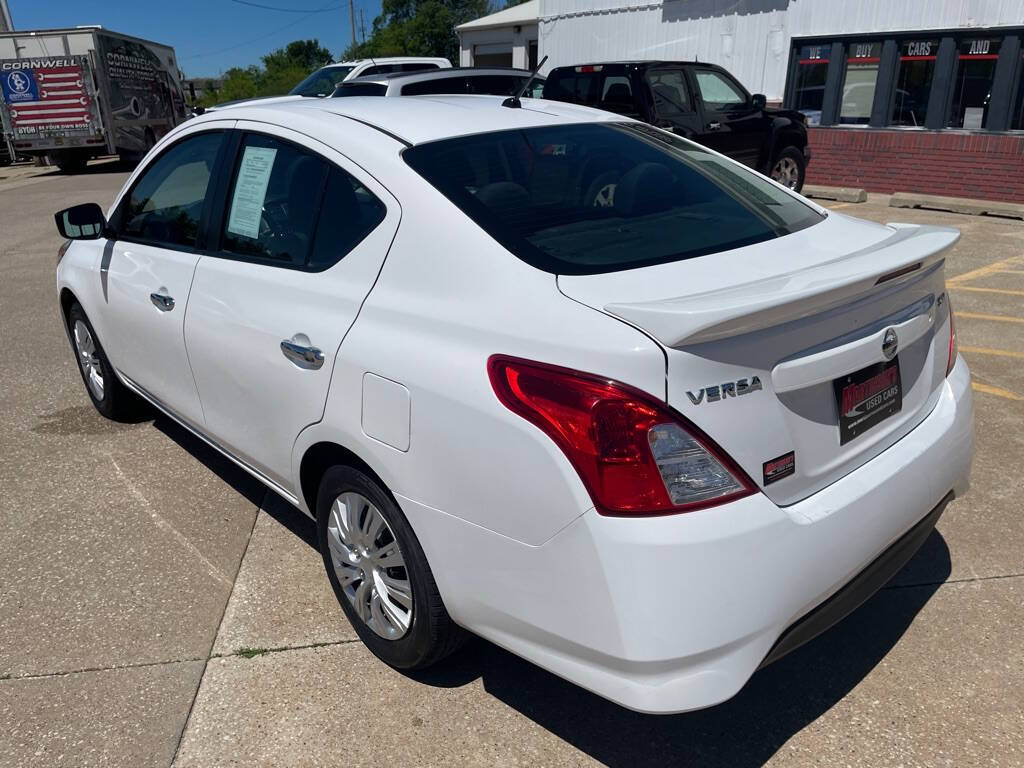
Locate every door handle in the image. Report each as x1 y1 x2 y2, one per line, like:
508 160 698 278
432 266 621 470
280 339 324 370
707 121 722 130
150 292 175 311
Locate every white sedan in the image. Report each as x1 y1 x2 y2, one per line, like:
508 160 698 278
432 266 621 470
53 95 973 714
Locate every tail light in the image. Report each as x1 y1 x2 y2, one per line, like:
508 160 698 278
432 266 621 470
57 239 72 264
488 356 757 516
946 296 958 377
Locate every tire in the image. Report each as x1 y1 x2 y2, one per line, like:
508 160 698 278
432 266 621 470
769 145 806 192
317 466 466 669
65 302 145 421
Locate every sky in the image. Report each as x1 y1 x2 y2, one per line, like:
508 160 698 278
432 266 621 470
8 0 385 77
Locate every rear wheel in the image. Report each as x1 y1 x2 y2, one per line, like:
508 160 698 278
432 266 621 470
770 145 806 191
66 302 145 421
317 466 465 669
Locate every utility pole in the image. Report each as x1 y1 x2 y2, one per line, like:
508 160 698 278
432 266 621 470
349 0 356 48
360 8 366 43
0 0 14 33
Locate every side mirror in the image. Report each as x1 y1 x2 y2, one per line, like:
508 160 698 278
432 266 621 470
751 93 767 111
54 203 107 240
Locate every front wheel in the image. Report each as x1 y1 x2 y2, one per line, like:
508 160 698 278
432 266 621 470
317 466 466 669
769 145 806 192
66 302 145 421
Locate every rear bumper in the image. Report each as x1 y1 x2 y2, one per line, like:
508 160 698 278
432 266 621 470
401 355 973 714
758 489 950 670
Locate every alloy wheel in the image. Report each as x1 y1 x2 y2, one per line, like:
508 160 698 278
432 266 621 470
771 156 800 189
73 319 104 400
326 491 413 639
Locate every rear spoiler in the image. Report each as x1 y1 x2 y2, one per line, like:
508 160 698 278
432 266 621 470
604 224 960 348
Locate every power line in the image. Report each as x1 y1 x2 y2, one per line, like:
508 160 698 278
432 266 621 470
180 5 333 62
230 0 342 12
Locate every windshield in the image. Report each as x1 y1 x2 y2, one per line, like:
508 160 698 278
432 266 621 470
289 66 355 97
403 123 823 275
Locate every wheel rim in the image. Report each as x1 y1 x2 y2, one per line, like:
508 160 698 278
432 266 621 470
73 319 104 400
326 492 413 640
771 156 800 189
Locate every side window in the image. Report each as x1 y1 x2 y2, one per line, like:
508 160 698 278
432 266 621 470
695 70 747 110
308 167 387 270
646 70 692 115
401 76 470 96
119 131 222 248
400 62 438 72
220 134 327 266
363 64 398 76
599 75 636 115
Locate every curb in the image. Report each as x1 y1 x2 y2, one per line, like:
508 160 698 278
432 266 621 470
802 184 867 203
889 192 1024 220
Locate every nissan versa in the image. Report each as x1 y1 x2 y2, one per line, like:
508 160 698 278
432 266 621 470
53 94 973 714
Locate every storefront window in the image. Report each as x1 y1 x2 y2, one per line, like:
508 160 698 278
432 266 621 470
793 44 830 124
892 39 938 126
949 38 1001 128
840 41 881 124
1013 51 1024 130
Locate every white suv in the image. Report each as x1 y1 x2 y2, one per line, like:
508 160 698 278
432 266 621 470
54 96 973 714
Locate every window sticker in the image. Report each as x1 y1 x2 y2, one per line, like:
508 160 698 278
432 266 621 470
227 145 277 240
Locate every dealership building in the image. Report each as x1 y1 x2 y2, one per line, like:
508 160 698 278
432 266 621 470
458 0 1024 202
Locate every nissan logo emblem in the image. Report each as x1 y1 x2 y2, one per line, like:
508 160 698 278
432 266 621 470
882 328 899 360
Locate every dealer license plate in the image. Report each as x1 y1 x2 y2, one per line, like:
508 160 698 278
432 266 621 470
833 357 902 445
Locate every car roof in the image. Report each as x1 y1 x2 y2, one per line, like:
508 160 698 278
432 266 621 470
346 67 536 84
549 60 717 70
335 57 449 66
195 94 623 146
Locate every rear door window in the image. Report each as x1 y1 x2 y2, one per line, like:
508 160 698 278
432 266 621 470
646 69 693 116
219 134 327 266
308 167 387 270
404 123 822 275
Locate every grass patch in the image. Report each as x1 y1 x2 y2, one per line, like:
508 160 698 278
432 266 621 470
235 646 270 659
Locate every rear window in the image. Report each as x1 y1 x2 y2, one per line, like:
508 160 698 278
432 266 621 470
403 123 823 275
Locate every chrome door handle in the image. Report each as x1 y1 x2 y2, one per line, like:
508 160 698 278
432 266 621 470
707 121 722 130
150 292 175 311
280 339 324 370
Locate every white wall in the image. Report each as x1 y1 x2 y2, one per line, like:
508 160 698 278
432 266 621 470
537 0 1024 100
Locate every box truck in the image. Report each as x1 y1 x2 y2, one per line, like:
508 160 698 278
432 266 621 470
0 26 187 172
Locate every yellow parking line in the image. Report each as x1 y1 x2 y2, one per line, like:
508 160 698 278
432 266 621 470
947 256 1024 285
994 269 1024 275
960 345 1024 360
972 381 1022 401
957 311 1024 325
951 286 1024 297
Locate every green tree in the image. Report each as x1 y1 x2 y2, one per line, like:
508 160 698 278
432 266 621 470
343 0 490 64
195 39 335 107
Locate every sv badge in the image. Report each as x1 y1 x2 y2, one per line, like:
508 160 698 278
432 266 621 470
687 376 763 405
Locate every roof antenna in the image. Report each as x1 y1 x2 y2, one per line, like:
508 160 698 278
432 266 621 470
502 55 548 109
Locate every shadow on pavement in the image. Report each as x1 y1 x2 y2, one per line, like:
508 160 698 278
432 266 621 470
150 412 951 767
414 531 951 768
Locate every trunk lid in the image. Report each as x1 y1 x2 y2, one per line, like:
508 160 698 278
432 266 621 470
558 213 959 505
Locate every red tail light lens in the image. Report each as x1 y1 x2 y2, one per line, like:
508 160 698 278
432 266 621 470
488 356 757 516
946 296 958 377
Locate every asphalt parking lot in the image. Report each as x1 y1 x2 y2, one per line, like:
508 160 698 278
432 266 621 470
1 160 1021 767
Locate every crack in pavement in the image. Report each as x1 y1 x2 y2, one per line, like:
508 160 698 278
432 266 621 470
3 570 1021 685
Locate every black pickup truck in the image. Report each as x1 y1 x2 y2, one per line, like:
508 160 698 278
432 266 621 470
542 61 810 191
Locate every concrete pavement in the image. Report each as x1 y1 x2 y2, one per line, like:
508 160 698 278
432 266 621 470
1 164 1021 767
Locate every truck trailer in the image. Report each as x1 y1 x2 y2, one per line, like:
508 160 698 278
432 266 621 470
0 26 187 172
